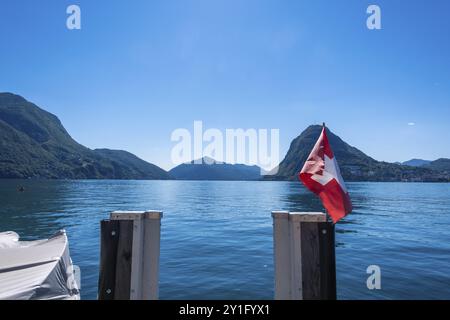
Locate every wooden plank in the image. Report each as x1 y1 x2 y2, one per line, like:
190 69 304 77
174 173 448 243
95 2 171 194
98 220 119 300
114 220 134 300
272 211 291 300
289 212 327 222
318 222 337 300
300 222 321 299
130 217 144 299
289 220 303 299
142 215 162 300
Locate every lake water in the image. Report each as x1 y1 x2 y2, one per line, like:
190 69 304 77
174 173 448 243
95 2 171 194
0 180 449 300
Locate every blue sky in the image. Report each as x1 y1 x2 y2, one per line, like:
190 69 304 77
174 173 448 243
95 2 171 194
1 0 449 170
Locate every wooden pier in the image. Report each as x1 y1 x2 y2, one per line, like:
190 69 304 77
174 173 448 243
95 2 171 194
98 210 336 300
272 211 336 300
98 211 162 300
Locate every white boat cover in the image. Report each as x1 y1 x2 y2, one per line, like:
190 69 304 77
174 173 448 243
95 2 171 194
0 230 80 300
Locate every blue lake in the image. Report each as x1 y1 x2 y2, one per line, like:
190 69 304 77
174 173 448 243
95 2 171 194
0 180 449 300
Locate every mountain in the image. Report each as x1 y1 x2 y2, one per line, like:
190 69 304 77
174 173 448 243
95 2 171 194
267 125 450 182
93 149 171 180
169 157 262 180
426 158 450 173
0 92 170 179
402 159 432 167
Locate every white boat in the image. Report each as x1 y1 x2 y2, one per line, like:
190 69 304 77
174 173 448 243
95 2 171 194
0 230 80 300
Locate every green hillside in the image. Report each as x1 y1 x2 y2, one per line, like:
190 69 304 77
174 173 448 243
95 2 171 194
0 93 170 180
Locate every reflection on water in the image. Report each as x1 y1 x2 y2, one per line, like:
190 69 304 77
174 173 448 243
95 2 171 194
0 180 449 300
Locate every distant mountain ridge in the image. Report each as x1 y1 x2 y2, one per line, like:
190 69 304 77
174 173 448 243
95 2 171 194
1 93 449 182
401 158 450 173
402 159 432 167
267 125 450 182
0 93 170 179
425 158 450 173
169 157 262 180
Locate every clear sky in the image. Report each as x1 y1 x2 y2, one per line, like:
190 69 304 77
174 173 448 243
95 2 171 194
1 0 449 170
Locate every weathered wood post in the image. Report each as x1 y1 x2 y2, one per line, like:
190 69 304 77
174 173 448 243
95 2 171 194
98 210 162 300
272 211 336 300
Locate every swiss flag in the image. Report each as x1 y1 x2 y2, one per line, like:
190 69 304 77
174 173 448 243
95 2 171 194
299 125 352 223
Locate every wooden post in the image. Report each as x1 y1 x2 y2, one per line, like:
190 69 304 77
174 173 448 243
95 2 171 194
98 210 162 300
272 211 336 300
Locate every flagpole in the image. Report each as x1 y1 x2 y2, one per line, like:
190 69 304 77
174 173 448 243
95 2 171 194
321 122 332 223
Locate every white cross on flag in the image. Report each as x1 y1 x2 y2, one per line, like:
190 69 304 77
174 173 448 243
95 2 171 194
299 125 352 223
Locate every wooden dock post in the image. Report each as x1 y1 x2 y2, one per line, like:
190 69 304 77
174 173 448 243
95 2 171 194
272 211 336 300
98 210 162 300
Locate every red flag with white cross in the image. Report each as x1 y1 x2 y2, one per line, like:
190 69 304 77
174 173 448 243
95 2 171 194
299 124 352 223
